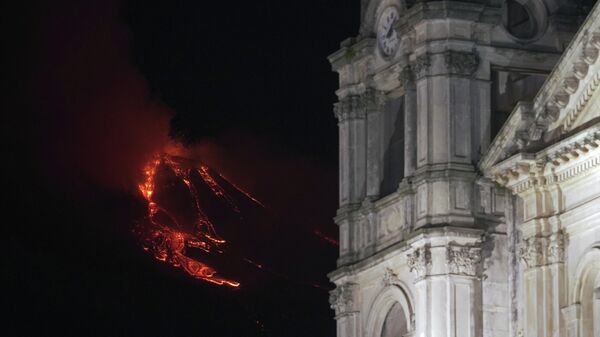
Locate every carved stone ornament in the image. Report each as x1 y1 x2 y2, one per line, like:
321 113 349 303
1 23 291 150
444 50 479 76
407 246 431 280
329 282 357 315
382 268 401 287
334 89 385 122
547 232 565 264
518 237 545 269
446 245 481 276
412 54 431 79
363 88 386 112
334 95 365 122
399 65 415 87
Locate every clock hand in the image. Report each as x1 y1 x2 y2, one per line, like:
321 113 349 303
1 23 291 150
386 25 394 38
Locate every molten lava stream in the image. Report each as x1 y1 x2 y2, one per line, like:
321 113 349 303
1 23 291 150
137 153 253 288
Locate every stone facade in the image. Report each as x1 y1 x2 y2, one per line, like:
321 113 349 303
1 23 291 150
328 1 600 337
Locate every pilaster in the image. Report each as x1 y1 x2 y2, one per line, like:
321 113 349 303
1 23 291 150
365 89 387 200
400 66 417 178
518 230 567 337
408 229 483 337
335 93 368 206
330 282 360 337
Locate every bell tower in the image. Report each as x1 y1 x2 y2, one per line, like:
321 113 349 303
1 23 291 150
328 0 586 336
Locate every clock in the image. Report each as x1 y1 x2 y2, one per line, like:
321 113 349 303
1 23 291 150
377 6 400 57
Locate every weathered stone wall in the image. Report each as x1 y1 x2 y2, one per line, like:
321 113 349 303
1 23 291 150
329 0 599 336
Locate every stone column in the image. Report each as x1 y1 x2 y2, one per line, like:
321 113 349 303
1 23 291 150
518 230 566 337
413 54 431 168
365 89 387 200
330 282 360 337
547 231 567 337
335 95 367 207
412 50 482 229
519 235 547 337
400 66 417 178
409 234 483 337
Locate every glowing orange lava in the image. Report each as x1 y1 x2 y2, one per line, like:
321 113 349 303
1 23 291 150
137 153 263 288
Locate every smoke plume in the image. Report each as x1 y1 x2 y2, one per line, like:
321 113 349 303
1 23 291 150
30 0 171 191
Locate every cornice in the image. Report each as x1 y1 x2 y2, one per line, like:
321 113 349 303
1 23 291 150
333 87 386 122
560 62 600 132
328 38 376 72
487 123 600 194
480 102 535 170
328 225 483 282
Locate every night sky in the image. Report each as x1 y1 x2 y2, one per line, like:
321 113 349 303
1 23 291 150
7 1 359 336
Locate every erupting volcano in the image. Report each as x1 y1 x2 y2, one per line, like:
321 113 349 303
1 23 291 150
137 153 264 287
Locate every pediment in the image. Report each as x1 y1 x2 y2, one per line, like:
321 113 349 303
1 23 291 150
480 3 600 172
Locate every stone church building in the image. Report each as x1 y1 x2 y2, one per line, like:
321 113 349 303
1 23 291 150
327 0 600 336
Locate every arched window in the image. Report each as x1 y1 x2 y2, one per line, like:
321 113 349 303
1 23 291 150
381 302 408 337
365 284 414 337
572 247 600 337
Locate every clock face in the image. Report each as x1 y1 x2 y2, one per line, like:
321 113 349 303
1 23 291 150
377 6 400 57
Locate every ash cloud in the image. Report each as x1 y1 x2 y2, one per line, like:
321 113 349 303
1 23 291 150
29 0 171 191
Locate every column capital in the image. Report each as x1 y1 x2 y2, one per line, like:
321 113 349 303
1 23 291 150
547 231 565 264
399 65 416 87
334 88 386 122
518 230 566 269
334 95 365 122
519 236 546 269
443 50 479 76
412 54 431 80
329 282 358 317
407 245 432 281
446 244 482 277
363 87 386 113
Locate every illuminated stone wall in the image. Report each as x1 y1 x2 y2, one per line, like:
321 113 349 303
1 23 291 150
328 1 600 336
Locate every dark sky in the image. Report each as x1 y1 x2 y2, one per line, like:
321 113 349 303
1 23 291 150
7 0 359 336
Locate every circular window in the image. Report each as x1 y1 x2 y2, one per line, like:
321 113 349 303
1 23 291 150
503 0 537 40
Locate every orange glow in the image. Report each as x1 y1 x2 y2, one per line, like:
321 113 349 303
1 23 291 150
136 153 264 288
197 165 239 212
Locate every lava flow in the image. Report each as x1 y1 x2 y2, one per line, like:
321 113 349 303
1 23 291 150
137 153 263 288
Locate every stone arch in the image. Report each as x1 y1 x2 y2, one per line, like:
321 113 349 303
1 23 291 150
570 244 600 337
364 283 414 337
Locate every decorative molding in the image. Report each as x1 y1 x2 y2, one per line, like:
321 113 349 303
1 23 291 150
518 231 566 269
407 245 431 280
329 282 358 316
412 54 431 80
382 267 401 287
518 236 545 269
334 95 365 122
443 50 479 76
399 65 415 87
446 244 481 276
479 102 534 170
563 68 600 131
363 88 387 112
488 127 600 193
334 88 386 122
547 231 565 264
